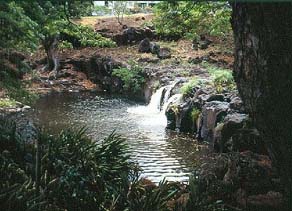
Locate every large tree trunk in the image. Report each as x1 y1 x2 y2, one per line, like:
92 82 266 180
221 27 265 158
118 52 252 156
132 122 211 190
231 3 292 208
42 35 59 74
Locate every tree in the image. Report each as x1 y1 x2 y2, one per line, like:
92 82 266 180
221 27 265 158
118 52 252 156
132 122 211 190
112 1 129 25
231 3 292 209
0 1 94 74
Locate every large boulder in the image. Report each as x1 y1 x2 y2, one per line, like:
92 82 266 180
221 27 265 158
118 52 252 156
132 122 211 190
138 38 151 53
150 42 160 54
194 151 283 210
213 113 268 154
197 101 229 142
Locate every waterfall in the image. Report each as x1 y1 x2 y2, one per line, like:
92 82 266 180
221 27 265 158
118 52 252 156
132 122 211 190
147 86 166 113
127 81 179 115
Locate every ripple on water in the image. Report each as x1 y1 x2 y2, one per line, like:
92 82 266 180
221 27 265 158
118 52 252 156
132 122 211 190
30 92 203 183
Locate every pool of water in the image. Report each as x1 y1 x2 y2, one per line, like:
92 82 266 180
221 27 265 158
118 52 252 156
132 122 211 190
29 91 206 183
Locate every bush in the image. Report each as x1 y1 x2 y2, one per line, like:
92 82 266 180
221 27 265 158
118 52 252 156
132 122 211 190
180 77 198 96
112 61 146 93
153 2 231 39
202 62 235 93
60 24 116 48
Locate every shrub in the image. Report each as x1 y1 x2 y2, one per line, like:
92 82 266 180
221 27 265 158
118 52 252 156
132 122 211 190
58 40 73 50
60 24 116 48
153 2 231 39
202 62 235 93
112 61 146 93
180 77 198 96
0 117 139 210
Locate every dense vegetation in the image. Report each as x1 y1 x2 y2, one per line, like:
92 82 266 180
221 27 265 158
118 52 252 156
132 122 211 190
0 118 178 210
153 2 231 39
0 1 115 104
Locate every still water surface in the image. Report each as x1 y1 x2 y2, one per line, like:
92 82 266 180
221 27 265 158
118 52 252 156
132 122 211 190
30 92 206 183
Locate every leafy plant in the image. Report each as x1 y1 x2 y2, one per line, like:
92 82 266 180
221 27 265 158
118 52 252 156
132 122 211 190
0 98 17 108
153 2 231 39
60 24 116 48
190 108 201 123
58 40 73 50
202 62 235 93
180 77 198 96
127 178 179 211
112 61 146 93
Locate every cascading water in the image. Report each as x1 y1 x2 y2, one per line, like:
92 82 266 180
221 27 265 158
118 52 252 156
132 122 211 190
127 81 179 115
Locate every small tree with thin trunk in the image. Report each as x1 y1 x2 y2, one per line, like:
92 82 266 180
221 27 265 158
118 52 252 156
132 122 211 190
112 1 129 25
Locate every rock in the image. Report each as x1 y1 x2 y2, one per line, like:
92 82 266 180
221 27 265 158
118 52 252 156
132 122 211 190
213 113 248 152
165 94 194 132
188 57 202 64
149 42 160 54
138 38 151 53
206 94 225 102
230 96 244 112
137 57 159 63
196 151 281 210
197 101 229 142
246 191 284 211
157 47 171 59
122 27 137 43
198 36 212 49
227 128 267 154
213 113 267 154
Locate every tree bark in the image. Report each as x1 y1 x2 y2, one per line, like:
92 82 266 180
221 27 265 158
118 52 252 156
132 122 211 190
42 35 59 73
231 3 292 208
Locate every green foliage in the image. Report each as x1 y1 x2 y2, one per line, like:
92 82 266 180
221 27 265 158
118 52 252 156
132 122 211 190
0 1 97 52
0 117 137 210
127 179 179 211
180 77 198 96
0 74 38 105
0 98 17 108
58 40 73 50
0 1 39 51
61 24 116 48
190 108 201 123
153 2 231 39
0 118 185 211
202 62 235 93
112 61 146 93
